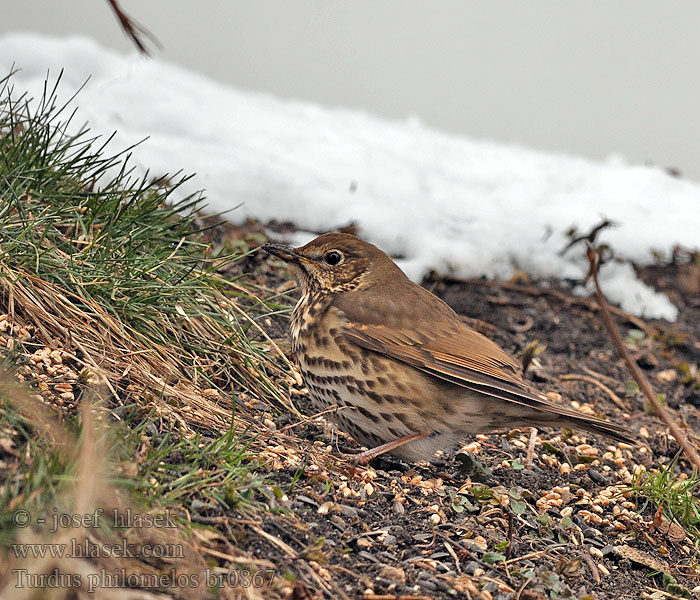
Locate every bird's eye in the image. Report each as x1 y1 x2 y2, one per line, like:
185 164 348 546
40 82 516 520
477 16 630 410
324 251 343 266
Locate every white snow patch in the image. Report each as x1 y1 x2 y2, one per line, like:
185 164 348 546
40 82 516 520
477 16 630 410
3 32 699 321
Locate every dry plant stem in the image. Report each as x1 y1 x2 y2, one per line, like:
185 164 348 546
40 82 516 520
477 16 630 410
560 373 628 411
225 296 302 415
106 0 161 55
277 404 351 433
526 427 538 466
515 578 532 600
579 551 601 584
0 372 75 454
363 595 432 600
199 546 275 568
2 266 245 433
250 525 340 598
504 549 548 565
443 540 461 574
585 246 700 470
583 366 621 386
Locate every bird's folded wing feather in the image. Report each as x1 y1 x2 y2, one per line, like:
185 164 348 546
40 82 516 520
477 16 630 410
341 319 595 419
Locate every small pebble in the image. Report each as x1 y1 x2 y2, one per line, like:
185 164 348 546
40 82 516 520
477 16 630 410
358 551 379 563
464 560 480 574
434 579 450 591
379 565 405 584
436 563 451 573
296 495 319 507
328 516 346 532
339 504 358 518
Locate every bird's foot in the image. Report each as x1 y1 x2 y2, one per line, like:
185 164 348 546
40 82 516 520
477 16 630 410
347 432 428 465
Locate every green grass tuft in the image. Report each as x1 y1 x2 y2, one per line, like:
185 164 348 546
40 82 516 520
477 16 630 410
632 459 700 541
0 71 291 428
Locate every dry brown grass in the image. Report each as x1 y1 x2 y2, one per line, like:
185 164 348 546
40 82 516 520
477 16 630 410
0 374 275 600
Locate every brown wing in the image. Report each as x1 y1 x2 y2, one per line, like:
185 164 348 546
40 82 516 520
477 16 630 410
342 318 558 413
335 282 633 441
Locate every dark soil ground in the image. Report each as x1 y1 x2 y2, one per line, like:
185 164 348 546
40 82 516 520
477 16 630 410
220 221 700 600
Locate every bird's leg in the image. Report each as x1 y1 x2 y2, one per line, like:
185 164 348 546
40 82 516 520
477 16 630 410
351 432 428 465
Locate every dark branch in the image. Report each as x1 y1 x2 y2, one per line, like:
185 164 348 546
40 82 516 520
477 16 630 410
560 218 617 256
584 244 700 471
106 0 162 56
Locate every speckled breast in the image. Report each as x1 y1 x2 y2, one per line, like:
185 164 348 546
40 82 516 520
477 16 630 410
290 293 342 413
290 294 436 451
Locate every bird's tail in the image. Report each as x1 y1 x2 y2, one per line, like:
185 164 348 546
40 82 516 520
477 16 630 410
523 398 634 444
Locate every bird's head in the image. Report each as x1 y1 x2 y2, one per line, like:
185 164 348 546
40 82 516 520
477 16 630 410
263 232 405 296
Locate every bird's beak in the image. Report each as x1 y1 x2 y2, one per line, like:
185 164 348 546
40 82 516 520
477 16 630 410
262 242 313 264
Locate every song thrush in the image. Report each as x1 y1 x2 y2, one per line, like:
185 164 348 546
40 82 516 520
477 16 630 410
264 233 633 463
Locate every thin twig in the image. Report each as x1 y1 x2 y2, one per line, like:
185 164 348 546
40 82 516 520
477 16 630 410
106 0 162 55
585 245 700 470
525 427 538 467
504 550 548 565
249 525 336 596
579 550 601 584
276 404 352 433
643 588 693 600
515 577 531 600
559 218 617 256
505 512 515 560
199 546 275 568
443 539 461 574
583 366 621 386
362 595 432 600
560 373 629 411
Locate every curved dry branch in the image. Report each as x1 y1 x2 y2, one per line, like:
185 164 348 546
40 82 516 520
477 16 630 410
585 245 700 471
